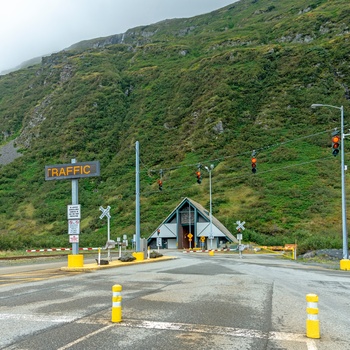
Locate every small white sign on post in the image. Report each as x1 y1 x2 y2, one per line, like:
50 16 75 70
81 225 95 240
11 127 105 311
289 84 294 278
69 235 79 243
68 220 80 235
67 204 81 220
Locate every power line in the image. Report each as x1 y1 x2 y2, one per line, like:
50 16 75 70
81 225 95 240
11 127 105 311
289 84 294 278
143 127 336 176
140 155 336 196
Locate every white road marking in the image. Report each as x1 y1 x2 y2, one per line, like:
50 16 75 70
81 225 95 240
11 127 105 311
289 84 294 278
80 318 318 349
56 325 113 350
0 313 77 323
1 313 318 349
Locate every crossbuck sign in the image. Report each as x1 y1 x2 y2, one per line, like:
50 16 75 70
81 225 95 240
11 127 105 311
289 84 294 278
236 220 246 231
99 206 111 219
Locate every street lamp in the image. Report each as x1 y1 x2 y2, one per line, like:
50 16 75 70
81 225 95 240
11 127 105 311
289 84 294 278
311 104 349 265
204 164 214 249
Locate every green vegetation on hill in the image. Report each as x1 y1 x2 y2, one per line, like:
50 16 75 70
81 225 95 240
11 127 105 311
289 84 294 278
0 0 350 253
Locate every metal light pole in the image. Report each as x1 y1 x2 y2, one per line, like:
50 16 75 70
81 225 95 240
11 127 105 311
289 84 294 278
311 104 348 260
205 164 214 249
135 141 141 252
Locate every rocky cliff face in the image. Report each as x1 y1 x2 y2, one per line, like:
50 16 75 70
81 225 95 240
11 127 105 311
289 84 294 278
0 140 22 165
67 33 126 51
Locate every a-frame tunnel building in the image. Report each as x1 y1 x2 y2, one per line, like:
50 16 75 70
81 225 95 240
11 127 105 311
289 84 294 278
147 197 237 249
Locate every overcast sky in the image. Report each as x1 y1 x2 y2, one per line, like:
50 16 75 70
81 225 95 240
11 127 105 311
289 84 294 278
0 0 238 73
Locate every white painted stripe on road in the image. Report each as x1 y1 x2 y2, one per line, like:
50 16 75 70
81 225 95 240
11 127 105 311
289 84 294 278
0 313 77 323
2 313 318 349
269 331 318 349
306 339 318 350
56 325 113 350
115 319 318 348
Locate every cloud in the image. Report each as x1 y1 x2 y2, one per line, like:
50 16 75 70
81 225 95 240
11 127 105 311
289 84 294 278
0 0 236 72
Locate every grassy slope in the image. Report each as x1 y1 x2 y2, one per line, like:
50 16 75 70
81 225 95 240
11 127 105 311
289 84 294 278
0 0 349 252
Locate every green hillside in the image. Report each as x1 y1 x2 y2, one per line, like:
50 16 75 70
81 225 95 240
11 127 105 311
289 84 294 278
0 0 350 252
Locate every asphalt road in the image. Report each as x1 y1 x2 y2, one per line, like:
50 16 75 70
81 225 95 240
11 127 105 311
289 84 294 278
0 251 349 350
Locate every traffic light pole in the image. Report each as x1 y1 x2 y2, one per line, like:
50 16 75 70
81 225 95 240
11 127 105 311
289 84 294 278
205 165 214 249
340 105 349 261
312 104 349 264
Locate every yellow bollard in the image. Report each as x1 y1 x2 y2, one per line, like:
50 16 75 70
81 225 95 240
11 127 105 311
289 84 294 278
67 254 84 268
132 252 144 261
209 250 214 256
112 284 122 323
340 259 350 270
306 293 320 339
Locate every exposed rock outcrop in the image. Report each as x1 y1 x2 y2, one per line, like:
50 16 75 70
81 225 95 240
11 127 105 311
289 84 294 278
0 140 22 165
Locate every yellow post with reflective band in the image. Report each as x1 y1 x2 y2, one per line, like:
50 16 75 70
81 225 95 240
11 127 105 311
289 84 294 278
306 293 320 339
112 284 122 323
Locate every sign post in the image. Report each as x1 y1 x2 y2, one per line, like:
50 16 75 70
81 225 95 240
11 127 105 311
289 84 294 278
187 233 193 249
236 220 246 259
71 159 79 256
45 159 100 268
68 204 81 250
100 205 111 260
157 229 161 252
117 237 122 258
200 236 205 249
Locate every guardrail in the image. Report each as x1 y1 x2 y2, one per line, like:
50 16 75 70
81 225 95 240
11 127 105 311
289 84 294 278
26 247 99 252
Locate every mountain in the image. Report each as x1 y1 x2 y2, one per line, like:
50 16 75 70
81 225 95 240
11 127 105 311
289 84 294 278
0 56 46 76
0 0 349 252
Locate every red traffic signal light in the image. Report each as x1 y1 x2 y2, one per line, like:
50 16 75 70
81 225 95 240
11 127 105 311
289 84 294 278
251 157 257 174
196 171 202 184
332 135 340 156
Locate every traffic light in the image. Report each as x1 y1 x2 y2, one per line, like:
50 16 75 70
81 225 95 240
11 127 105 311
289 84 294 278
158 179 163 191
251 157 257 173
196 171 202 184
332 134 340 156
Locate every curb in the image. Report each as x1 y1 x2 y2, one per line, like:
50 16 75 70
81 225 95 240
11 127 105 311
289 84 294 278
60 255 176 272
